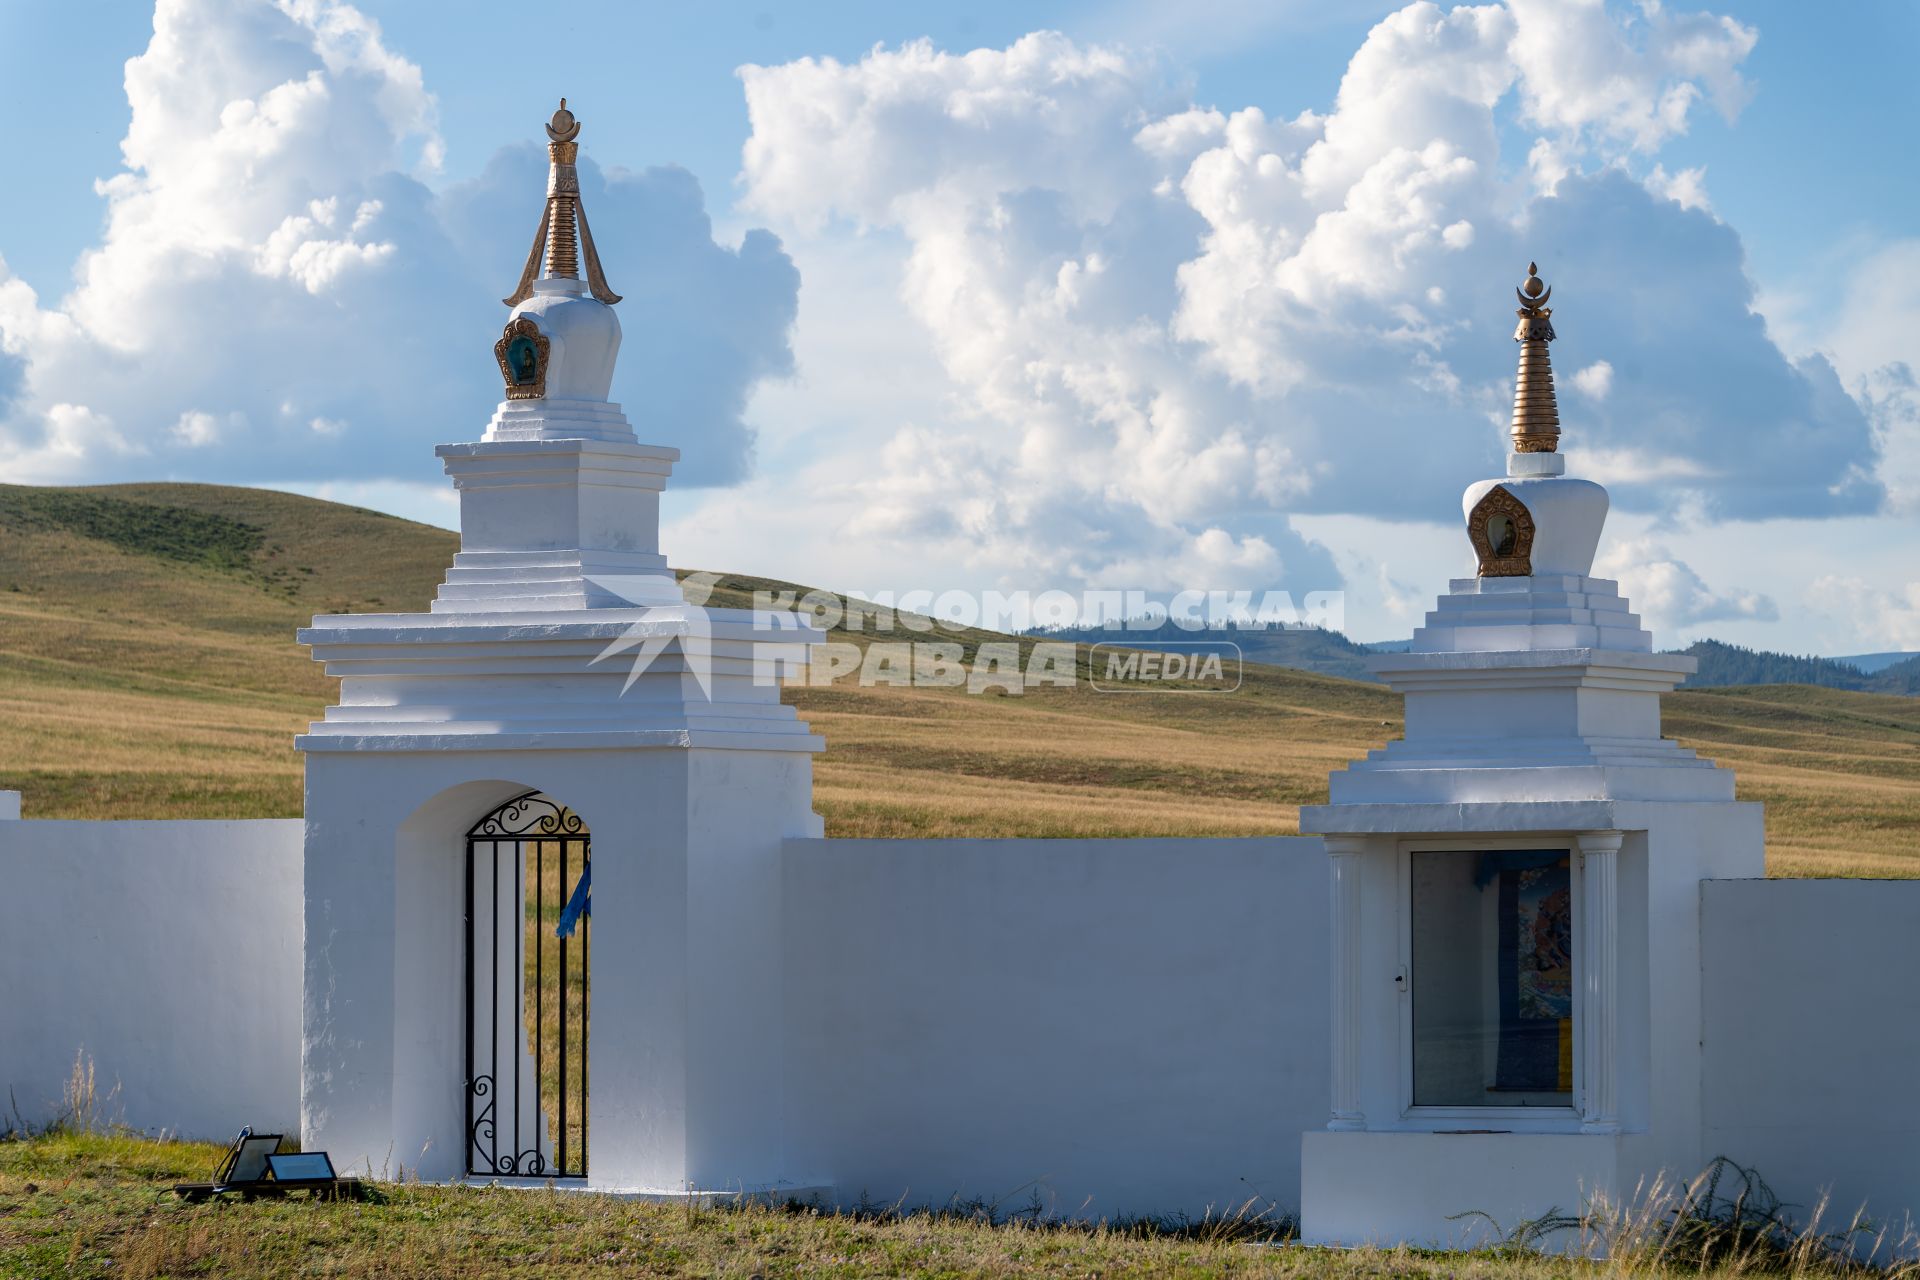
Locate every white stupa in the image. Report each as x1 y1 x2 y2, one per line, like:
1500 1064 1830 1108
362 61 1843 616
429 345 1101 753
438 95 681 613
1327 264 1727 803
294 101 826 1196
1298 264 1764 1247
298 98 820 748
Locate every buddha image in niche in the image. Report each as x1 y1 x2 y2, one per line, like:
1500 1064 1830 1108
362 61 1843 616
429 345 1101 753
1487 513 1517 558
508 335 539 384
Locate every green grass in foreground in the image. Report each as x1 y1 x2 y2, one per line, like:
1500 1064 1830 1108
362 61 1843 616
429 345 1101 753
1 1133 1914 1279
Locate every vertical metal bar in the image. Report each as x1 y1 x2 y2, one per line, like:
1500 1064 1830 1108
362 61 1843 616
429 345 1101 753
464 835 475 1175
559 834 569 1176
491 839 500 1173
581 838 589 1175
513 838 522 1170
536 838 543 1171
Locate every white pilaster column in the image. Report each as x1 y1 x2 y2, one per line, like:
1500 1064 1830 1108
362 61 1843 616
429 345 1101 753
1577 829 1623 1135
1325 834 1368 1131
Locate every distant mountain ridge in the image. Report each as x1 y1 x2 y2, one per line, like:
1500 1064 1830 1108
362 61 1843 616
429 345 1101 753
1023 623 1920 696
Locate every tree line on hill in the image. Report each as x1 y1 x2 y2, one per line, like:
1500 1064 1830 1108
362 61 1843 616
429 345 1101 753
1672 640 1920 693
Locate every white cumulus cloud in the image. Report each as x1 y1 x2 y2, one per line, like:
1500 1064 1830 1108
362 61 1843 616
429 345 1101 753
1810 575 1920 652
1572 360 1614 399
1596 536 1776 641
0 0 800 489
171 410 224 447
731 3 1879 603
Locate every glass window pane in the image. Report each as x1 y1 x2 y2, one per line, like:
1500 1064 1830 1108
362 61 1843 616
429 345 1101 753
1412 849 1575 1108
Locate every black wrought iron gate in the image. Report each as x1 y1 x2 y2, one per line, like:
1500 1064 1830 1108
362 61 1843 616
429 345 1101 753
465 792 589 1178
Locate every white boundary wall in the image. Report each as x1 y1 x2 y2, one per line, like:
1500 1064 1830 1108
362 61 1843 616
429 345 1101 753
1701 878 1920 1237
0 818 303 1140
10 806 1920 1240
781 836 1330 1221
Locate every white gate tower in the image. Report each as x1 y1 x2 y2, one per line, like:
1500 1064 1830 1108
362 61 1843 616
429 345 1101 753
296 101 824 1194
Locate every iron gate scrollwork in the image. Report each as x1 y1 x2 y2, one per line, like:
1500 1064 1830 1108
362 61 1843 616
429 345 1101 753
465 792 588 1178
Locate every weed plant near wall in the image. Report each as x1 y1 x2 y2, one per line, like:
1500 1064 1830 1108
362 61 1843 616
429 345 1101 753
1459 1157 1919 1275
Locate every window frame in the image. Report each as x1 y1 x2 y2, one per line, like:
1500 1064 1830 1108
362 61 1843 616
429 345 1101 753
1396 836 1585 1132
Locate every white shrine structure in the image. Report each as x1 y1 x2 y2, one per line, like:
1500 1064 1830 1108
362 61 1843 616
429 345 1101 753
3 103 1916 1249
1297 264 1762 1244
295 101 825 1195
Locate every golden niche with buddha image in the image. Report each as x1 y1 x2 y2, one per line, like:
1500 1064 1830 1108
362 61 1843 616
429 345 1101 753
494 316 550 401
1469 484 1535 577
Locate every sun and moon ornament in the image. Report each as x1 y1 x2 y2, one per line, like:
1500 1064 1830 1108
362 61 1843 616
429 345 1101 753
1469 262 1565 576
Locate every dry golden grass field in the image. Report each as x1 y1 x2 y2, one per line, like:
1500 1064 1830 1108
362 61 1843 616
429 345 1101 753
1 482 1916 877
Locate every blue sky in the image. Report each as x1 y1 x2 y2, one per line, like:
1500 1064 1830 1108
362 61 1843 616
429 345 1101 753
5 1 1911 300
1 0 1916 651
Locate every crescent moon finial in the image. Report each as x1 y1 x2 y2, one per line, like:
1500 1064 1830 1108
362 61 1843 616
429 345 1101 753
546 98 581 144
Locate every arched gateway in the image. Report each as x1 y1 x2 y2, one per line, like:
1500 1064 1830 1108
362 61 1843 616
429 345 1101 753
294 101 825 1193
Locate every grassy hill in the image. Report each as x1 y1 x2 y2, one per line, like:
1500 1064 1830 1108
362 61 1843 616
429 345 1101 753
1 482 1917 877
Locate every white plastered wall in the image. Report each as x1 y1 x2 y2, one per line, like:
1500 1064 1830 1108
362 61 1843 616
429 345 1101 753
779 836 1330 1221
0 818 303 1139
1701 879 1920 1238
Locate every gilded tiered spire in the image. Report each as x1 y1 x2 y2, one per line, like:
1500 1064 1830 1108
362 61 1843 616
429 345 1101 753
1509 262 1559 453
503 99 621 307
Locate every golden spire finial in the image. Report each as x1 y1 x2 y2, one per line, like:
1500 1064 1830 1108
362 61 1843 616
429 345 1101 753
502 97 621 307
1509 261 1560 453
